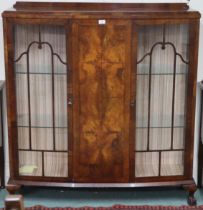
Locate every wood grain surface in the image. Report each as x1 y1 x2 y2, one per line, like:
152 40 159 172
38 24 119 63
73 20 131 182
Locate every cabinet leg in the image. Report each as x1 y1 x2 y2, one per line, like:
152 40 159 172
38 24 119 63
6 184 21 194
183 183 197 206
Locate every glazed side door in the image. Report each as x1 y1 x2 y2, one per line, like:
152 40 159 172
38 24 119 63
131 20 199 182
4 19 72 182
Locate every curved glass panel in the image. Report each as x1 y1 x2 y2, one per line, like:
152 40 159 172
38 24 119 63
135 24 189 177
14 24 68 177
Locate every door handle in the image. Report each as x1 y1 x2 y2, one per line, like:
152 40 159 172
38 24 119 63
130 100 135 107
68 96 73 106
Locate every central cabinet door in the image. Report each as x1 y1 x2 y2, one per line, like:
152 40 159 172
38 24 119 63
72 20 131 182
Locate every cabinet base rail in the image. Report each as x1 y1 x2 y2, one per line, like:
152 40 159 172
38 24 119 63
6 179 197 206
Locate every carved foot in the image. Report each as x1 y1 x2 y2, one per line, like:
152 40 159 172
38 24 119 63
183 183 197 206
187 195 197 206
6 184 21 194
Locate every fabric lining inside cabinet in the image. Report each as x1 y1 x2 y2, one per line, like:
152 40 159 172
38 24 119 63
15 24 68 178
135 24 188 177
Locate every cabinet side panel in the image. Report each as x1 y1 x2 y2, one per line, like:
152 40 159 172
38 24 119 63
184 20 200 179
3 18 19 179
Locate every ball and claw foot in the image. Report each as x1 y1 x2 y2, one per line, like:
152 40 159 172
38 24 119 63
187 194 197 206
183 183 197 206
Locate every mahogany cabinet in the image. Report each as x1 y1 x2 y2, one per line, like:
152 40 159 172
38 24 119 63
2 2 201 205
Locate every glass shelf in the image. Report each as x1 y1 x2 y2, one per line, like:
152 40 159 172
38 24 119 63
17 113 68 128
137 73 187 76
16 72 67 75
17 125 68 129
136 126 184 129
137 63 188 75
136 115 186 128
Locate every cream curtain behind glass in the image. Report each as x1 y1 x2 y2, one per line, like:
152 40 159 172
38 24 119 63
15 24 68 177
135 24 188 177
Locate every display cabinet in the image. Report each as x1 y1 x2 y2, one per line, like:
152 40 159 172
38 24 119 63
2 2 200 205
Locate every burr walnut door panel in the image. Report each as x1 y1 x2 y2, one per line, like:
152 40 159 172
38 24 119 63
72 20 131 182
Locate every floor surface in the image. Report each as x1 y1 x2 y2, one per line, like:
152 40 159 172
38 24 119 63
1 187 203 208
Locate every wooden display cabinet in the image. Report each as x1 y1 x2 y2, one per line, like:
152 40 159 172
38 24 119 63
2 2 201 205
